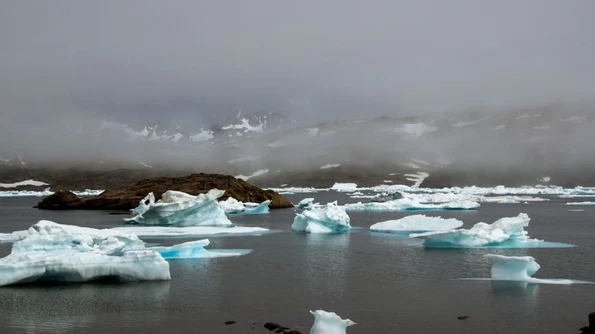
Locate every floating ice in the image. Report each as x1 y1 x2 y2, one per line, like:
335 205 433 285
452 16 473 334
109 226 270 238
0 188 103 198
124 189 232 227
292 202 351 234
411 213 574 248
370 191 403 202
343 198 479 212
320 164 341 169
309 310 355 334
0 179 48 188
370 215 463 235
297 198 315 209
151 239 251 259
331 183 358 191
218 197 270 215
0 220 171 286
566 201 595 205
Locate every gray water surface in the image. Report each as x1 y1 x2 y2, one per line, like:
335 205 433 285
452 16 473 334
0 193 594 333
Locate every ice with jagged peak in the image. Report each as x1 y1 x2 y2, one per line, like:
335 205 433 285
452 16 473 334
343 198 479 212
124 189 232 227
297 198 315 209
309 310 355 334
411 213 574 248
370 215 463 235
478 254 588 284
218 197 271 215
292 202 351 234
0 220 170 286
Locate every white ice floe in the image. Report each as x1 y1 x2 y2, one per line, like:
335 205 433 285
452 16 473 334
452 116 491 127
218 197 271 215
309 310 355 334
235 169 269 181
401 163 421 169
0 188 103 198
292 202 351 234
124 189 232 227
0 179 48 188
343 198 479 212
480 196 548 203
330 183 358 191
539 176 551 183
461 254 591 285
320 164 341 169
108 226 269 239
150 239 251 259
566 201 595 205
189 128 214 142
411 213 574 248
297 198 315 209
370 215 463 235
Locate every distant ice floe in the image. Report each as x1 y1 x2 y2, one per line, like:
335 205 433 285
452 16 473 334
218 197 270 215
459 254 591 285
227 155 258 164
370 215 463 235
189 128 214 142
309 310 355 334
222 117 264 133
411 213 574 248
330 183 358 191
0 188 103 198
452 116 491 127
109 226 269 239
235 169 269 181
566 201 595 205
401 163 421 169
0 221 250 286
0 179 48 188
343 198 479 212
292 202 351 234
124 189 232 227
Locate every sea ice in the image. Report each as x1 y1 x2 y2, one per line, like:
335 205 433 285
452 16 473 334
309 310 355 334
109 226 270 238
0 179 48 188
330 183 358 191
370 191 403 202
292 202 351 234
370 215 463 234
151 239 251 259
566 201 595 205
218 197 271 215
297 198 315 209
124 189 232 227
343 198 479 212
411 213 574 248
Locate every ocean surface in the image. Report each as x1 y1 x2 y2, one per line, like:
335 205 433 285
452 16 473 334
0 192 594 333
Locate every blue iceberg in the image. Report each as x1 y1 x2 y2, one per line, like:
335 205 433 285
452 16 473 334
124 189 232 226
410 213 574 248
370 215 464 235
152 239 252 259
309 310 356 334
292 202 351 234
218 197 271 215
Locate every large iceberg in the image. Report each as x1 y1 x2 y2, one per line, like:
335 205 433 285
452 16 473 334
0 221 170 286
124 189 232 226
411 213 574 248
370 215 463 235
0 221 251 286
292 202 351 234
343 198 479 212
309 310 355 334
218 197 271 215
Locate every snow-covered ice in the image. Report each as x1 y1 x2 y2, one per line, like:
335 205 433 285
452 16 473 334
219 197 271 215
411 213 574 248
330 183 358 191
0 179 48 188
292 202 351 234
309 310 355 334
124 189 232 227
235 169 269 181
370 215 464 235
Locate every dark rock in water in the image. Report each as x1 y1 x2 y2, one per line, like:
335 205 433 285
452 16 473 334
36 173 293 211
370 191 404 202
264 323 282 330
224 321 236 325
457 316 470 320
580 312 595 333
263 322 301 333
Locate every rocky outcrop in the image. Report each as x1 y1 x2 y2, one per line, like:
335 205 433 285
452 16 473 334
36 173 293 210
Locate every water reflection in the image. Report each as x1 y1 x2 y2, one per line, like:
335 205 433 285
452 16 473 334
303 233 351 299
0 281 170 333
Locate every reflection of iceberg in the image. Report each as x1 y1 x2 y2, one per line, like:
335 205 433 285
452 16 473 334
292 202 351 233
343 198 479 212
124 189 232 226
152 239 252 259
218 197 271 215
474 254 590 285
410 213 574 248
309 310 356 334
0 221 171 286
370 215 463 234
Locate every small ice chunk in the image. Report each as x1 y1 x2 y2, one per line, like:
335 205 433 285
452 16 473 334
370 215 464 234
331 183 357 191
219 197 270 215
297 198 315 209
152 239 251 259
309 310 355 334
292 202 351 234
124 189 232 227
481 254 586 284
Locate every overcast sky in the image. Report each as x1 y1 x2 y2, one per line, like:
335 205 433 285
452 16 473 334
2 0 595 126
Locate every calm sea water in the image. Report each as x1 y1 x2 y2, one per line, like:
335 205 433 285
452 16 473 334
0 193 594 333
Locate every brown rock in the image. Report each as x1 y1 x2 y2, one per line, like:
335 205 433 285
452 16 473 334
37 173 293 211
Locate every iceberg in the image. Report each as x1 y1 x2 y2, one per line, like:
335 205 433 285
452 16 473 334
330 183 358 191
124 189 232 226
370 215 463 234
343 198 479 212
151 239 251 259
218 197 271 215
292 202 351 234
309 310 355 334
297 197 316 209
0 220 170 286
411 213 574 248
370 191 404 202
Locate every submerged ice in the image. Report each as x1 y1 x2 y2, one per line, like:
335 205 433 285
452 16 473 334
411 213 574 248
292 202 351 233
0 221 250 286
125 189 232 226
370 215 464 234
309 310 355 334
